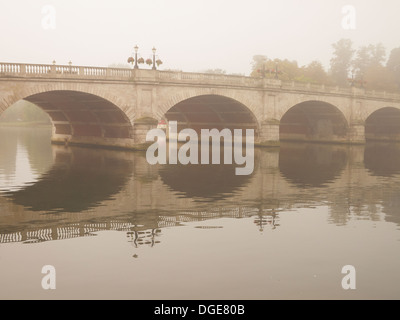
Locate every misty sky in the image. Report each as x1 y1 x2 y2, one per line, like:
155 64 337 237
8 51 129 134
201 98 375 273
1 0 399 75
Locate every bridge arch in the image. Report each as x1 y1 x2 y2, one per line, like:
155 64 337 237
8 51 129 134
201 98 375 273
279 100 349 142
159 93 260 137
1 82 130 116
1 83 135 148
365 107 400 141
157 89 260 120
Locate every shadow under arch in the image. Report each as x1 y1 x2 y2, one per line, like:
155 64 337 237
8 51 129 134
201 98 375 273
365 107 400 142
22 90 133 147
280 100 348 142
279 142 348 187
163 94 259 137
364 143 400 177
7 145 134 212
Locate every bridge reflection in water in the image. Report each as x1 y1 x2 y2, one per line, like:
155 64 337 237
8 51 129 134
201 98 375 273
1 128 400 245
8 146 134 212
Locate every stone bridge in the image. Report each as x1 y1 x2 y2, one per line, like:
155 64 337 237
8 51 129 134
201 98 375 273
1 62 400 149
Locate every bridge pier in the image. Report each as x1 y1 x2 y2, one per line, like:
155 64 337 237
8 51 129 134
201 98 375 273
132 117 158 150
348 123 366 144
257 119 280 147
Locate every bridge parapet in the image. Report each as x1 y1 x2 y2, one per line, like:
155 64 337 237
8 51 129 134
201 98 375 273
1 62 400 101
0 62 131 79
158 69 264 86
280 81 400 100
0 62 265 87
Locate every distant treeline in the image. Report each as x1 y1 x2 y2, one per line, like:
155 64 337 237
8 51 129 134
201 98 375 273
250 39 400 92
0 100 51 124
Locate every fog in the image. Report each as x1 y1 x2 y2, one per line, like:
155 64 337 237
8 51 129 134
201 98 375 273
1 0 399 75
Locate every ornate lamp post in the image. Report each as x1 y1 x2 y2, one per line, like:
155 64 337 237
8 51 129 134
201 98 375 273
129 46 161 70
353 79 366 88
258 63 268 78
152 47 157 70
257 62 281 79
128 45 143 69
273 62 281 79
257 57 268 78
254 208 278 232
133 45 139 69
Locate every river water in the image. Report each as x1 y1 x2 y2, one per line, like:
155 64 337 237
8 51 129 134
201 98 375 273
0 127 399 299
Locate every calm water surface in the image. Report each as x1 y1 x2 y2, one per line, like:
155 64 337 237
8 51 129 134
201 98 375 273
0 127 399 299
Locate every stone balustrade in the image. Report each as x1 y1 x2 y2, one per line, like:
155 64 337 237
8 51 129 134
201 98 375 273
1 62 400 101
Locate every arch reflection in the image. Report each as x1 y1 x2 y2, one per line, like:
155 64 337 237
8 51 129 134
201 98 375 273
8 145 134 212
279 142 348 187
364 143 400 177
158 162 254 200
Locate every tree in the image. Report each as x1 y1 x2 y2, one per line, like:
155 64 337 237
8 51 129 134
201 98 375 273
387 47 400 90
352 43 386 80
250 55 268 74
250 56 300 81
296 61 329 84
248 40 399 92
352 45 371 79
364 65 396 91
274 59 300 81
369 43 386 66
330 39 355 86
